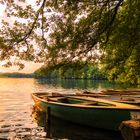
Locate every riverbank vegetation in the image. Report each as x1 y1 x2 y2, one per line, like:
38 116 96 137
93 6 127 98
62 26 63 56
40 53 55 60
34 63 107 80
0 0 139 85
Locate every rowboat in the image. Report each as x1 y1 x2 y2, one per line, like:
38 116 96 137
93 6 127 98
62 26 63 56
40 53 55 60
101 89 140 95
102 94 140 106
80 90 140 105
32 92 140 131
113 98 140 106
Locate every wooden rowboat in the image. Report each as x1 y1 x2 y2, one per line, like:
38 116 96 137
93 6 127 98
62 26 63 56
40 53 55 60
79 90 140 106
32 92 140 131
102 95 140 106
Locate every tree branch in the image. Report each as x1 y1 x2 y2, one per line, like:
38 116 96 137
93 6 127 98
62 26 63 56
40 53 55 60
13 0 46 46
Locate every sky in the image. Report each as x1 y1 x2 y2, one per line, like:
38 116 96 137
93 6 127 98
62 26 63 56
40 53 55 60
0 0 43 73
0 62 43 73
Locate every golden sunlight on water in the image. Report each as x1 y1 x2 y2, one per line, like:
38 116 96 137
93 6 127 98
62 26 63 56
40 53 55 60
0 78 47 139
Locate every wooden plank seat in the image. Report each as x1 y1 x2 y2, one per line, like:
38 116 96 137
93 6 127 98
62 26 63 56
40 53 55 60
47 97 67 101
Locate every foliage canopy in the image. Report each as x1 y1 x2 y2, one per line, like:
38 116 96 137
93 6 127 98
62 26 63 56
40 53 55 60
0 0 140 85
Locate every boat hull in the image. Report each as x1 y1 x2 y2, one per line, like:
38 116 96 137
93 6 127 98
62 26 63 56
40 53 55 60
32 93 140 131
47 102 132 130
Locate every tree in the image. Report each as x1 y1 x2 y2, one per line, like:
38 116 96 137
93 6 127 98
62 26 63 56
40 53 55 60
0 0 123 64
0 0 140 85
34 62 107 79
102 0 140 85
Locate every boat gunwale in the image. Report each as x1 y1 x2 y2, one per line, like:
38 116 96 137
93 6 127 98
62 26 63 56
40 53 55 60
32 93 140 110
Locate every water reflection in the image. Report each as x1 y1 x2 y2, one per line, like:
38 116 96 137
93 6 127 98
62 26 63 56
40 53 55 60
0 111 47 139
0 78 46 139
36 78 129 90
32 105 123 140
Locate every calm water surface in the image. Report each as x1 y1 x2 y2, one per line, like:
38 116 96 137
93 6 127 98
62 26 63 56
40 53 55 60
0 78 129 140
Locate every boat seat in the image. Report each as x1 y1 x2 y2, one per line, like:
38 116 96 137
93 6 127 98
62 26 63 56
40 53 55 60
78 101 97 105
47 97 67 101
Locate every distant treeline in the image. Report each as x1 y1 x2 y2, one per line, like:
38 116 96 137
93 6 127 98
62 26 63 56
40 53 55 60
0 73 34 78
0 63 107 80
34 63 107 80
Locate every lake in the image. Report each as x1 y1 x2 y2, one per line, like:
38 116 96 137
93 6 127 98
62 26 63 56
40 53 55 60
0 78 130 140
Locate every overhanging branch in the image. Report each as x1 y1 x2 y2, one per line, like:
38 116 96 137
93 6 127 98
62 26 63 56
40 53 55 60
13 0 47 46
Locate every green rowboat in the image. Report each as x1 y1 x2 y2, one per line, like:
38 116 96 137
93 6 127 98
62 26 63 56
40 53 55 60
32 92 140 131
